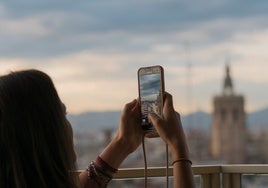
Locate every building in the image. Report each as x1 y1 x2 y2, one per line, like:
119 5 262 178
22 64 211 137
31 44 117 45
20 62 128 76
211 64 247 163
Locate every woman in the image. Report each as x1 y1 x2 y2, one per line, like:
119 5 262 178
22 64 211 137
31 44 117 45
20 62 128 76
0 69 194 188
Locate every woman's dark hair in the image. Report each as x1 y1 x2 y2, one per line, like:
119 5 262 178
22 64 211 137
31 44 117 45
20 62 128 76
0 70 78 188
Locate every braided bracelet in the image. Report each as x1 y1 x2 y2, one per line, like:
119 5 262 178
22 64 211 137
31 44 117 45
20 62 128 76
172 158 192 166
96 155 118 174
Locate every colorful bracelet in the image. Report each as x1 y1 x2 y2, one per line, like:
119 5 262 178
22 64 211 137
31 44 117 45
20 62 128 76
172 158 192 166
86 161 112 188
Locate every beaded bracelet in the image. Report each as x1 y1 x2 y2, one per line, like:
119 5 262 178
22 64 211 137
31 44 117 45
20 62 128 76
86 161 112 188
172 158 192 166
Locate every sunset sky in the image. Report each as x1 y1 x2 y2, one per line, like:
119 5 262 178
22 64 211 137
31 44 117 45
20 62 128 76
0 0 268 114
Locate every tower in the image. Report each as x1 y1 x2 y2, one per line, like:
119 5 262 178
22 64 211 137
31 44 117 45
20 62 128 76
211 64 247 163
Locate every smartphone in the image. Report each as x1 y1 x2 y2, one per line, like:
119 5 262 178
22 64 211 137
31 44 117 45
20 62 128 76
138 65 165 134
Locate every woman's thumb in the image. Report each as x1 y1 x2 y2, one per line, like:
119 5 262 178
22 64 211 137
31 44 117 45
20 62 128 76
149 113 162 128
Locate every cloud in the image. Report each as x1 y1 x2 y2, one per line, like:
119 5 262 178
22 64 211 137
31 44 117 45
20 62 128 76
1 0 267 58
1 0 268 113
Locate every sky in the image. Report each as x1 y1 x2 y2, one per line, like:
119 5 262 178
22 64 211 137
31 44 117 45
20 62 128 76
0 0 268 115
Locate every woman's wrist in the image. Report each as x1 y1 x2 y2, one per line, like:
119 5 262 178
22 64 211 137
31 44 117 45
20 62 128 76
169 142 190 161
98 134 132 170
113 133 134 155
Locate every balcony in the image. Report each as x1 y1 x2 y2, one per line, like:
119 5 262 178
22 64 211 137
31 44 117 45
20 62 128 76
109 164 268 188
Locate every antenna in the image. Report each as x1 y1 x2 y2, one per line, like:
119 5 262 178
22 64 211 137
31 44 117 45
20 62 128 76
184 42 193 127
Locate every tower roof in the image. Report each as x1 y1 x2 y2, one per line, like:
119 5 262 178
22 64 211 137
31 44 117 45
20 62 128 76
223 64 233 95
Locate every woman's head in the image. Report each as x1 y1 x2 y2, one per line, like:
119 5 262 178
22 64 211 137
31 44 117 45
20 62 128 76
0 69 77 188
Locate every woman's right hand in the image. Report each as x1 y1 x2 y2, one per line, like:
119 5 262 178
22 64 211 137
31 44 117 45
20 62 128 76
149 92 190 160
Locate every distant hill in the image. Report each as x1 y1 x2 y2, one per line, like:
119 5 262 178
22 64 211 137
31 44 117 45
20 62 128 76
67 107 268 132
181 110 211 131
67 111 121 131
247 107 268 130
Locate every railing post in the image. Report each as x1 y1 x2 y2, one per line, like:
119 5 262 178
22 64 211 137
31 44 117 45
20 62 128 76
201 173 220 188
201 174 211 188
223 173 241 188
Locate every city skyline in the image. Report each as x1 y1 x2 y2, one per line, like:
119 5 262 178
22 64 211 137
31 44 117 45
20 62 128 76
0 1 268 114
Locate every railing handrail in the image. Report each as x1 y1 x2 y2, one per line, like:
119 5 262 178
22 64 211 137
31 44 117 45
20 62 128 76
112 164 268 179
76 164 268 176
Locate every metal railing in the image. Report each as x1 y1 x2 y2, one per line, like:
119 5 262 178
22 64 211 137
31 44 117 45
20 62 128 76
112 164 268 188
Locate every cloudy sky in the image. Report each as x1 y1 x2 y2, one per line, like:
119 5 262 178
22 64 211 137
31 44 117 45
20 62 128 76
140 73 162 102
0 0 268 114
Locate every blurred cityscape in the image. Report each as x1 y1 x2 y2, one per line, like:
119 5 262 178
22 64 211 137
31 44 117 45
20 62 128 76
69 65 268 187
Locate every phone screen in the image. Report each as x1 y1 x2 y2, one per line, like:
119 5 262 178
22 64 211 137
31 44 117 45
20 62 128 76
138 66 164 131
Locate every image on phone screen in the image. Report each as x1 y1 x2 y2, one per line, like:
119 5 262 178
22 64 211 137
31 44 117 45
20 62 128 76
139 72 163 130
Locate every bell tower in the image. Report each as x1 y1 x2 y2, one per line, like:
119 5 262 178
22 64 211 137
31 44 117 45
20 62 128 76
211 64 247 163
